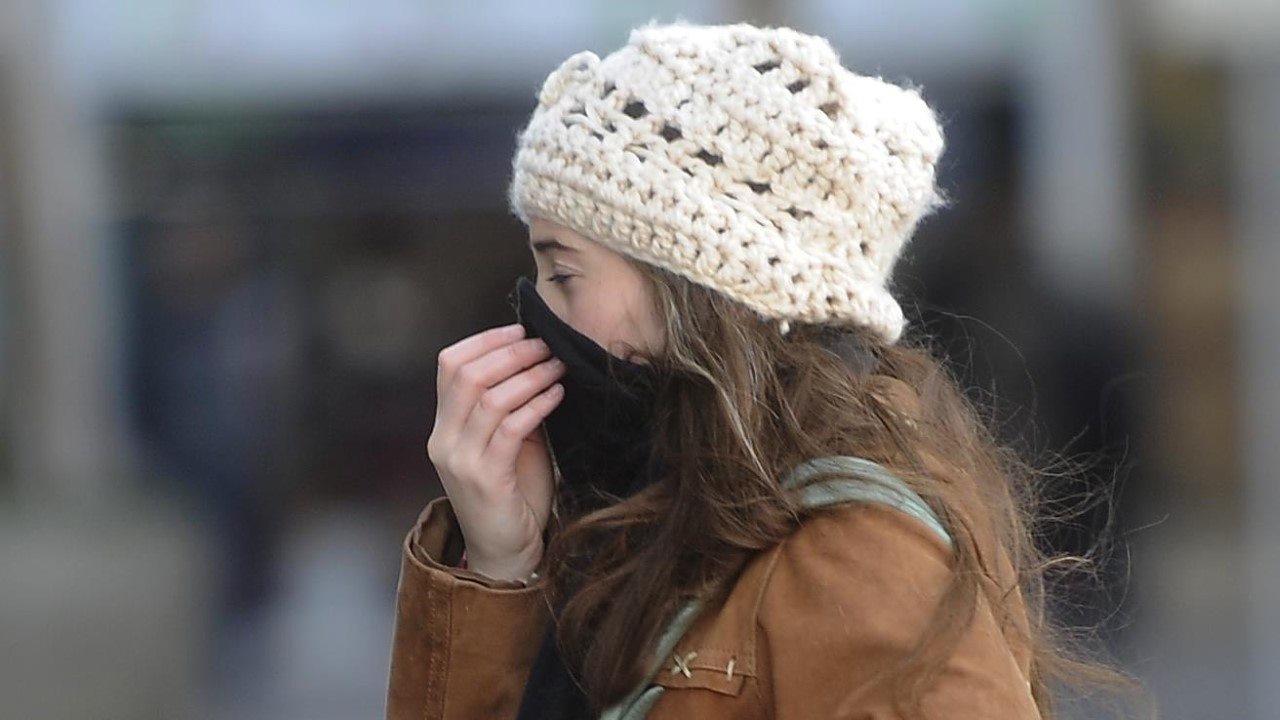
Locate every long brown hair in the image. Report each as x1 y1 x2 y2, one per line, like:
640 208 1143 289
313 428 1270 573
536 260 1154 719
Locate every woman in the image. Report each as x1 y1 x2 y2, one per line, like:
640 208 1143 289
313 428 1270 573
386 20 1147 720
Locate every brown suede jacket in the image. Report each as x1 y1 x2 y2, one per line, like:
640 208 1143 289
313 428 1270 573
384 490 1042 719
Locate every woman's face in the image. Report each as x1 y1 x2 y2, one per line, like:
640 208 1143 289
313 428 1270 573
526 216 665 362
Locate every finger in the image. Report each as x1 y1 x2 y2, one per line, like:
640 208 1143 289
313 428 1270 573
436 323 525 398
436 336 552 445
484 381 565 468
456 356 566 460
435 327 539 437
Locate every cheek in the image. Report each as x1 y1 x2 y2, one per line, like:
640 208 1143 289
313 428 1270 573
600 281 661 356
569 285 621 342
562 282 638 355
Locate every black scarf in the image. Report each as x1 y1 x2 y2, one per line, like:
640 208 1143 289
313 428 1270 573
507 276 666 720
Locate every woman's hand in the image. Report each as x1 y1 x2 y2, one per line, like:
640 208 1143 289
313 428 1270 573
426 323 566 583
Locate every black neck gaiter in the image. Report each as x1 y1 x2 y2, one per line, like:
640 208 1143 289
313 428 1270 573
508 274 663 514
508 274 667 720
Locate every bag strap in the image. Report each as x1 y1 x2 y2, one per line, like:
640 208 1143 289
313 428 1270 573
598 455 949 720
782 455 952 547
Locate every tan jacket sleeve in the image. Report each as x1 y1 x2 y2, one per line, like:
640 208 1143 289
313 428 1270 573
755 502 1040 719
385 495 552 720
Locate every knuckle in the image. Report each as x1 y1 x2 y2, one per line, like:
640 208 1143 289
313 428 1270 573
456 364 480 389
430 446 454 473
496 415 523 438
477 390 502 414
426 433 448 463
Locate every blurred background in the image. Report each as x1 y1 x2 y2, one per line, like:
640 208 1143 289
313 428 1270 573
0 1 1276 718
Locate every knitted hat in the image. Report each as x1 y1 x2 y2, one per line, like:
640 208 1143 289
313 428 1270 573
507 20 948 344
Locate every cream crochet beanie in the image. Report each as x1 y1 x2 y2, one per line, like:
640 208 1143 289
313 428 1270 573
507 20 948 344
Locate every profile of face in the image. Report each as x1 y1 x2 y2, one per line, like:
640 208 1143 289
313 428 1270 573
526 216 666 363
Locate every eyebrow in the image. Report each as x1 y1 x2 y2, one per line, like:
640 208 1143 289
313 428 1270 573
530 238 580 254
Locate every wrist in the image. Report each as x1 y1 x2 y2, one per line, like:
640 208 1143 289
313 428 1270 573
463 546 543 586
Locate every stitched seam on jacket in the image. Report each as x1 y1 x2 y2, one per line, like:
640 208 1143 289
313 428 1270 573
749 511 845 720
746 542 788 677
752 502 958 719
423 563 451 718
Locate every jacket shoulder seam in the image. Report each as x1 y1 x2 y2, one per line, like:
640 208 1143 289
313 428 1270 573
750 500 953 630
746 500 955 705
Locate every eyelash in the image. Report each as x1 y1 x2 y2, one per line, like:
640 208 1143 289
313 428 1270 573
546 272 572 284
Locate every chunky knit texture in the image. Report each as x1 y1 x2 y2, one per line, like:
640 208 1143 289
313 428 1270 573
507 20 948 344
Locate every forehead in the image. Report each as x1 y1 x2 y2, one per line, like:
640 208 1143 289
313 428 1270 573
530 237 579 255
527 218 589 253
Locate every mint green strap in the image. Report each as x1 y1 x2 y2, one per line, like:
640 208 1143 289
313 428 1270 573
782 455 952 547
598 598 703 720
598 455 949 719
